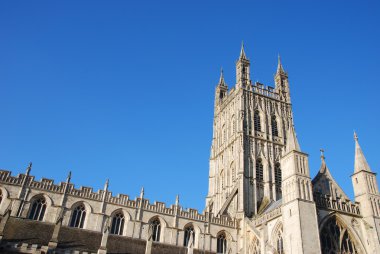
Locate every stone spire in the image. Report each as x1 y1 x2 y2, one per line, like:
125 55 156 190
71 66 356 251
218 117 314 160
276 54 285 74
239 41 247 60
354 132 372 173
285 125 301 153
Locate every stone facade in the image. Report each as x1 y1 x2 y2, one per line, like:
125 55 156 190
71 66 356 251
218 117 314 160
0 44 379 254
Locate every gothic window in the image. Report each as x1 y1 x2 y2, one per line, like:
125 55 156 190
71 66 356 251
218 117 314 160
217 232 227 254
151 218 161 242
223 125 226 144
70 204 86 228
183 225 195 247
110 212 125 235
256 159 264 182
232 115 236 134
320 216 359 254
28 197 47 221
271 115 279 137
254 111 261 132
276 230 284 254
275 163 282 187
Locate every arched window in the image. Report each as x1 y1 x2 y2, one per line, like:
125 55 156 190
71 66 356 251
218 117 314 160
183 225 195 247
217 232 227 254
276 230 284 254
0 189 3 204
271 115 278 137
110 212 125 235
256 159 264 182
28 197 47 221
151 218 161 242
254 111 261 132
70 204 86 228
275 163 282 187
320 217 359 254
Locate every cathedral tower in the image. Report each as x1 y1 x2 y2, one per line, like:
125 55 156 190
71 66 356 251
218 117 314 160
206 46 294 218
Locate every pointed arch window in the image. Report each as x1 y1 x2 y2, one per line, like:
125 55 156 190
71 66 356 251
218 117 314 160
275 162 282 187
254 111 261 132
320 217 359 254
28 197 47 221
271 115 279 137
70 204 86 228
256 159 264 182
150 218 161 242
110 212 125 235
217 232 227 254
183 225 195 247
232 115 236 135
276 230 284 254
249 237 260 254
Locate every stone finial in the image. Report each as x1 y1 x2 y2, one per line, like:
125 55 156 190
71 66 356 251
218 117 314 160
26 162 32 175
319 149 327 174
320 149 325 160
354 131 372 173
66 171 72 183
354 131 358 141
104 179 109 191
140 187 144 199
175 195 179 206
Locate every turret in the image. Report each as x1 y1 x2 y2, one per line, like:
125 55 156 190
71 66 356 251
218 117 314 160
280 126 321 254
274 55 290 103
236 42 250 88
214 68 228 106
351 132 380 252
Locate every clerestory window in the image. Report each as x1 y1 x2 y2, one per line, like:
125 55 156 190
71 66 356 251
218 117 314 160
111 212 125 235
70 204 86 228
28 197 47 221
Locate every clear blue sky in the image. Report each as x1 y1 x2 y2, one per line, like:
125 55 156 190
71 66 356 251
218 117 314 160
1 1 379 212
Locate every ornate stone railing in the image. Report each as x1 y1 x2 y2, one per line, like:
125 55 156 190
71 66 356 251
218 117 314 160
0 170 238 228
252 206 282 226
252 83 280 100
314 194 361 216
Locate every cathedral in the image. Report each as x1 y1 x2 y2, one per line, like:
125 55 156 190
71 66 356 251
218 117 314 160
0 45 379 254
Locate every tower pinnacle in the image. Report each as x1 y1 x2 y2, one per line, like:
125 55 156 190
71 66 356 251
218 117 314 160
354 132 372 173
218 68 226 86
239 41 247 60
277 54 285 74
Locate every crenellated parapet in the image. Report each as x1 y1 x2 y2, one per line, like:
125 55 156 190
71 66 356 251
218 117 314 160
0 170 237 229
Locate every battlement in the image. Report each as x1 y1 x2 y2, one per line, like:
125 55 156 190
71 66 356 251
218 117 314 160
0 170 237 228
